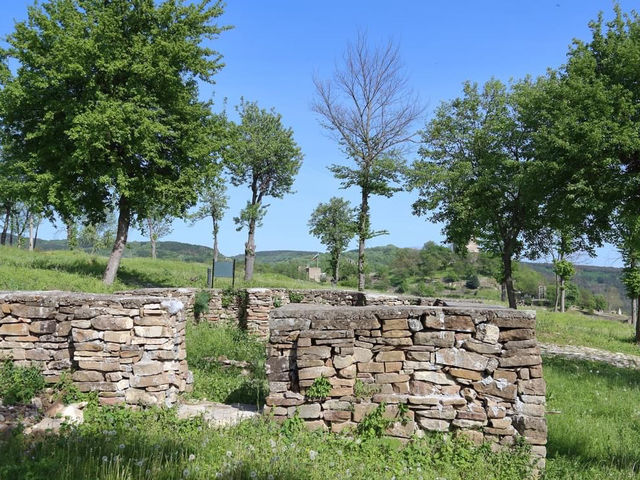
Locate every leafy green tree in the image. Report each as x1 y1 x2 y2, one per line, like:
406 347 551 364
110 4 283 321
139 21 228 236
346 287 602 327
313 33 423 291
224 100 303 281
191 177 228 263
308 197 356 284
139 215 173 260
553 259 576 313
419 241 450 278
411 79 546 309
78 214 116 255
0 0 228 284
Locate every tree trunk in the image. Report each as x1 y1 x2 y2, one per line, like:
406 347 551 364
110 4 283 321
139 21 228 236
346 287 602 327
212 216 219 263
147 217 156 260
502 251 517 309
560 278 566 313
0 205 10 246
554 273 559 312
103 197 131 285
66 219 76 250
34 222 39 250
636 296 640 344
28 214 34 251
244 219 256 282
500 283 506 302
9 216 14 246
334 252 340 285
632 298 638 326
357 191 369 292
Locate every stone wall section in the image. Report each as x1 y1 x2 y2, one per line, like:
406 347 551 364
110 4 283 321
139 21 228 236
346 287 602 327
265 304 546 464
120 288 439 339
0 291 191 407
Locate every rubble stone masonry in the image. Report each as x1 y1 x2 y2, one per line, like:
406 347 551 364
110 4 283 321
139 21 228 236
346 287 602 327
265 304 547 463
0 291 192 407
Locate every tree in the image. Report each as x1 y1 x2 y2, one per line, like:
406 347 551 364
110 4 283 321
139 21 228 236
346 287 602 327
552 259 575 313
78 215 116 255
411 79 546 309
224 100 303 281
139 215 173 260
0 0 228 284
191 177 228 263
313 33 423 291
308 197 356 283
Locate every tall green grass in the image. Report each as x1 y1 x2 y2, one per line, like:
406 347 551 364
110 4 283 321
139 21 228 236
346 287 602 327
543 356 640 479
536 309 638 356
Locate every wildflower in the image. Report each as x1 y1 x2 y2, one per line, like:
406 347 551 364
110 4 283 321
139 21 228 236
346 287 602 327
102 456 108 463
215 473 222 479
188 454 196 462
182 467 190 478
309 450 318 461
135 460 144 467
250 472 257 478
268 476 274 480
269 438 277 449
226 450 233 458
119 444 125 450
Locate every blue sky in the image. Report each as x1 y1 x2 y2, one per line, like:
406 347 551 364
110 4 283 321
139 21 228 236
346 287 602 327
1 1 632 267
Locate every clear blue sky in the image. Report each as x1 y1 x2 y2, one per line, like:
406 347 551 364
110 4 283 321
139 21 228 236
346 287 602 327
1 1 631 267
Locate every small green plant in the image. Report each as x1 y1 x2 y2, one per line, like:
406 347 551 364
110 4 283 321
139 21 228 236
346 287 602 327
288 290 304 303
52 371 87 404
193 289 211 318
396 402 410 425
281 409 305 438
353 378 381 400
355 402 393 439
273 296 282 308
306 376 331 400
0 358 45 405
220 287 240 308
465 274 480 289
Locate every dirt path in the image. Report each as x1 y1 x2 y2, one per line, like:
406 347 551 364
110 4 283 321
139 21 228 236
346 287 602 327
540 343 640 370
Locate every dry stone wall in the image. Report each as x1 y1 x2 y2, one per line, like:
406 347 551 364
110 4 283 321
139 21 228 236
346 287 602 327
0 291 191 407
119 287 439 339
265 304 546 464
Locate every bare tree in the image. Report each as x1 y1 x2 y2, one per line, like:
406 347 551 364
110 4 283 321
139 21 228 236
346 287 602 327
313 33 423 291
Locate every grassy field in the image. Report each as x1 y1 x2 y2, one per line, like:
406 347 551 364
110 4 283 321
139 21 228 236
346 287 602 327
536 309 639 356
0 246 330 292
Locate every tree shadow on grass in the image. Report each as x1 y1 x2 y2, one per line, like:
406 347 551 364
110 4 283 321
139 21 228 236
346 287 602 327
30 255 191 289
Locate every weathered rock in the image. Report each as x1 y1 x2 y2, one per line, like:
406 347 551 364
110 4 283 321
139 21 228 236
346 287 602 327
435 348 489 371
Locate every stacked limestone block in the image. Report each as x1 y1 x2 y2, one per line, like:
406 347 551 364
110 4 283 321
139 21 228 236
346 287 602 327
0 291 191 407
266 304 546 464
246 289 439 339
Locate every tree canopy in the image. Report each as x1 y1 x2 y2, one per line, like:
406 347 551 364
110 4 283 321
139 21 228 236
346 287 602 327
0 0 228 283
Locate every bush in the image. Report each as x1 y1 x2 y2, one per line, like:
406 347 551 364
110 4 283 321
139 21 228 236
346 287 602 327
465 274 480 289
288 290 304 303
193 289 211 319
0 358 45 405
306 376 332 400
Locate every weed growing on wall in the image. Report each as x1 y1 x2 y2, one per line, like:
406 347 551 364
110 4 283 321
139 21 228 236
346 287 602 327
193 290 211 319
305 376 331 400
353 379 381 400
288 290 304 303
0 358 45 405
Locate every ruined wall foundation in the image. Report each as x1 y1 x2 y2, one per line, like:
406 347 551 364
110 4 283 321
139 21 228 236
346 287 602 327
0 291 191 407
265 304 547 464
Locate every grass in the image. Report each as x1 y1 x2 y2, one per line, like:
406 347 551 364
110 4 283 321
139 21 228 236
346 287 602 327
543 356 640 479
0 246 328 292
536 309 639 356
186 322 268 406
0 402 535 480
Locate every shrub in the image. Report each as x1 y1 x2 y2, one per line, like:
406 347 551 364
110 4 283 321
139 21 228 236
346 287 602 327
220 287 236 308
355 402 394 438
306 376 332 400
0 358 45 405
193 289 211 319
465 274 480 289
353 379 381 400
288 290 304 303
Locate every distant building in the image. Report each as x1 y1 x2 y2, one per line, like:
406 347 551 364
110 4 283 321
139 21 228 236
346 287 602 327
466 239 480 254
306 266 322 282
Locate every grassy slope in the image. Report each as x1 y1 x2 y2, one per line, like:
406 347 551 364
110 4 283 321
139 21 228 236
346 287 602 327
536 309 638 356
0 246 330 292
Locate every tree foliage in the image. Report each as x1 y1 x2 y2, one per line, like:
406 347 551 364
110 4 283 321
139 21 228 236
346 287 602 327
308 197 356 283
411 79 545 308
224 100 303 281
0 0 228 283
